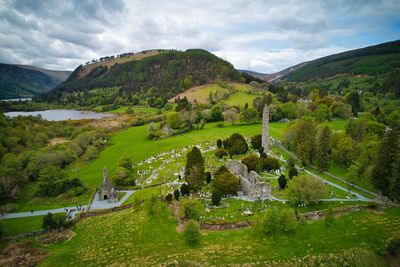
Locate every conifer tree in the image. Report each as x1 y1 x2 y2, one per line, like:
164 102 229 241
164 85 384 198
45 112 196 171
316 126 331 171
185 147 205 191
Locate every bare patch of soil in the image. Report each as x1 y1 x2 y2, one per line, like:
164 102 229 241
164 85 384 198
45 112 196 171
48 137 69 145
0 241 47 267
37 230 75 245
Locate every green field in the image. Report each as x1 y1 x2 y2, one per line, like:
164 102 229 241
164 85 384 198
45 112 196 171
222 92 257 107
39 205 400 266
109 106 159 114
1 215 43 236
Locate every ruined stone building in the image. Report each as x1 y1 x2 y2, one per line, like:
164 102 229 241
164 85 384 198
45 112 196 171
227 160 271 198
262 104 269 153
98 167 118 202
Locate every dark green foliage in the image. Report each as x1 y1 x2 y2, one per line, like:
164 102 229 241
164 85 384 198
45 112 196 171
345 90 361 116
42 212 67 230
175 96 192 111
210 105 223 122
42 49 242 104
289 167 298 179
260 207 297 234
239 107 258 123
173 189 180 201
211 190 221 206
180 183 190 196
371 128 400 198
241 154 263 173
146 195 164 218
213 167 239 195
286 40 400 82
165 193 173 203
205 172 212 184
387 238 400 256
224 133 248 156
250 134 262 150
214 148 228 159
263 157 280 171
316 126 331 171
112 167 135 186
287 156 296 169
183 220 201 246
278 174 287 189
216 139 223 148
184 147 205 191
118 157 133 170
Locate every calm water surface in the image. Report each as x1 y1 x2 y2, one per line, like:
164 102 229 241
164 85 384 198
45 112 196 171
5 109 114 121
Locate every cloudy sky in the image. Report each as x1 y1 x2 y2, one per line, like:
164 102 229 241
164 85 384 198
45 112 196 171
0 0 399 73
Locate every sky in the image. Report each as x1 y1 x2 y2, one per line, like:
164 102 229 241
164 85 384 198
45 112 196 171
0 0 399 73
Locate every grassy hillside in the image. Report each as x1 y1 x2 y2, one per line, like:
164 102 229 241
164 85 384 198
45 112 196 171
0 64 71 99
285 40 400 82
41 49 243 104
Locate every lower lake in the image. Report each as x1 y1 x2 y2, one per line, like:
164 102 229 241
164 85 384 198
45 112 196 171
5 109 115 121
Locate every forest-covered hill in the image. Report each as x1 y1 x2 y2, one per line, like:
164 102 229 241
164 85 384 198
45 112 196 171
0 64 71 99
40 49 243 104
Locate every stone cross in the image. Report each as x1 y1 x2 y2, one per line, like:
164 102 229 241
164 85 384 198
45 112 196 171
262 104 269 153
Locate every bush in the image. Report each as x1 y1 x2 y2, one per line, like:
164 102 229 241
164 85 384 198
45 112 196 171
227 133 248 156
387 238 400 256
287 156 296 169
42 212 67 230
288 167 298 179
213 171 239 196
242 154 263 173
215 148 228 159
216 122 224 128
211 190 221 206
263 157 280 171
180 198 200 220
251 134 262 150
205 172 212 184
180 183 190 196
183 220 200 246
216 139 222 148
118 157 133 170
146 196 164 218
278 174 287 189
111 167 130 186
173 189 180 201
165 193 173 203
260 207 297 234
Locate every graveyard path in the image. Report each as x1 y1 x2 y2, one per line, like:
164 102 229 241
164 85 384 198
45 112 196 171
1 205 88 219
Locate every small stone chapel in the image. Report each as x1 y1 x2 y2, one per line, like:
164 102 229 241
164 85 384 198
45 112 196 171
98 167 118 203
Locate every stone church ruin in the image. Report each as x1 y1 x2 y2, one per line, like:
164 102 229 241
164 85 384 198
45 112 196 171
98 167 118 202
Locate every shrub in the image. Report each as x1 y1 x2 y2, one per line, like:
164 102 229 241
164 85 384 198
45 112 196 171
165 193 173 203
118 157 133 170
278 174 287 189
173 189 180 201
146 196 164 218
183 220 200 246
216 122 224 128
387 238 400 256
111 167 130 186
286 156 296 169
216 139 223 148
180 183 190 196
263 157 280 171
251 134 262 150
42 212 67 230
215 148 228 159
180 198 200 220
260 207 297 234
211 190 221 206
242 154 263 173
227 133 248 156
289 167 298 179
205 172 212 184
213 171 239 196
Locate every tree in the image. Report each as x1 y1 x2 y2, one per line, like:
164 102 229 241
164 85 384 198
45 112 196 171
213 167 239 195
167 112 183 129
289 167 298 179
214 148 228 159
37 165 66 197
180 198 200 219
216 139 223 148
165 193 173 203
111 167 129 185
371 128 400 198
294 117 316 165
211 105 223 121
223 108 239 125
185 147 205 191
183 220 200 246
331 133 355 167
313 104 332 122
286 156 296 169
118 157 133 170
240 108 258 123
148 122 161 140
241 154 263 173
345 90 361 116
260 207 297 234
205 172 212 184
263 157 280 171
211 190 221 206
315 126 331 171
287 174 327 204
250 134 262 151
225 133 248 156
173 189 180 201
180 183 190 196
42 212 67 230
278 174 287 189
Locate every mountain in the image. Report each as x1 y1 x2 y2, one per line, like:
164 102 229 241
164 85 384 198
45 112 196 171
239 70 269 82
41 49 243 103
272 40 400 82
0 64 71 99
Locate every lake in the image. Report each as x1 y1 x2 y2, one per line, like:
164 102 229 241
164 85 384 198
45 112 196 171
5 109 115 121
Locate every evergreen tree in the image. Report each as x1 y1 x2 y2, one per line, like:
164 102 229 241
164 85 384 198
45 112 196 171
185 147 205 191
294 117 316 165
316 126 331 171
278 174 287 189
371 128 400 197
